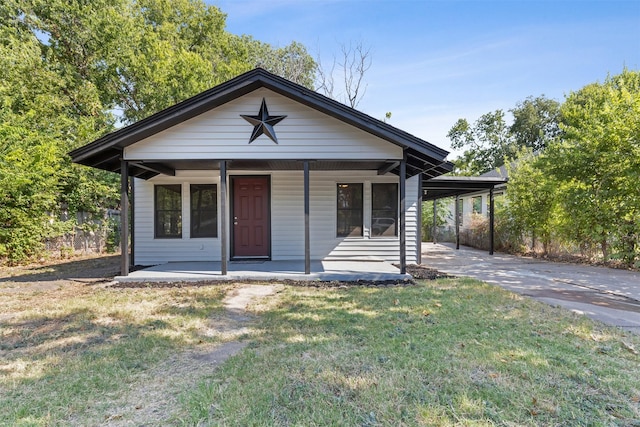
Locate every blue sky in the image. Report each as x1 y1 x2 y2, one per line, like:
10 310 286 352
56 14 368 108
210 0 639 157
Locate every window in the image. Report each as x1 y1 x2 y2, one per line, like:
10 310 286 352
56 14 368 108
190 184 217 238
155 184 182 238
371 183 398 237
337 184 363 237
472 196 483 214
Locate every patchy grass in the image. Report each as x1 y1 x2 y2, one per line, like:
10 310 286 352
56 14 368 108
0 280 234 425
183 279 640 426
0 264 638 425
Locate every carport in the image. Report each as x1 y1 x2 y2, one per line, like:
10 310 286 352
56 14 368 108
422 175 507 255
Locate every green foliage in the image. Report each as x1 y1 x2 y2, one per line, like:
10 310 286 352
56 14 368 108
505 150 558 254
421 199 451 241
499 70 640 266
0 119 59 262
0 26 64 262
20 0 317 124
493 196 526 253
510 96 562 153
548 69 640 265
448 110 512 175
245 39 317 89
0 0 316 263
448 96 560 175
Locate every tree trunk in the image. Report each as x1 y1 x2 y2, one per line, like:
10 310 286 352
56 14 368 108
600 238 609 262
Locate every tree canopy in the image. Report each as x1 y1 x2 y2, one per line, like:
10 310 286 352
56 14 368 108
0 0 317 263
503 70 640 266
447 96 561 175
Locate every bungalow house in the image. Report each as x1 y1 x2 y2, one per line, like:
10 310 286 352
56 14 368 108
70 68 453 277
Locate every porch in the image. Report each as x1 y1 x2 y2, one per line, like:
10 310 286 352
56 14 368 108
114 259 411 283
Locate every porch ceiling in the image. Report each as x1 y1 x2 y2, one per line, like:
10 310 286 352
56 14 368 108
109 157 453 180
422 176 508 200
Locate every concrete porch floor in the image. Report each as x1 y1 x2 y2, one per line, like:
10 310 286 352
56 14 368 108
114 260 412 282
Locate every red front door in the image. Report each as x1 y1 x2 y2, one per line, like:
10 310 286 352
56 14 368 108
232 176 270 258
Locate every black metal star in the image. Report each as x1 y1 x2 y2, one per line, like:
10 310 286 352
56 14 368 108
240 98 287 144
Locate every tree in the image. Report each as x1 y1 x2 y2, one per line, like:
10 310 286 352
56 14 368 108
447 110 512 175
316 41 372 108
0 116 61 262
545 69 640 264
421 199 451 242
245 39 316 89
448 96 561 175
0 23 72 262
504 150 558 254
510 96 561 153
19 0 317 124
0 0 316 263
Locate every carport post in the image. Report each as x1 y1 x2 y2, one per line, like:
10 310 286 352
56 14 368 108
455 195 460 250
220 161 228 275
120 159 129 276
489 187 495 255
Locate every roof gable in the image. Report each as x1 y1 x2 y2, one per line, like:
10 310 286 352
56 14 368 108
124 88 404 161
70 68 452 178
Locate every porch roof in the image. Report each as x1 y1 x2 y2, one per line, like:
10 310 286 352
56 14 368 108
69 68 453 180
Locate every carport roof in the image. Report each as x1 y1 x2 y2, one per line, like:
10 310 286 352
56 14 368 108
422 175 508 200
69 68 454 180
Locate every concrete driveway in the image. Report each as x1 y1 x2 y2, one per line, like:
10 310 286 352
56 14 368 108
422 243 640 335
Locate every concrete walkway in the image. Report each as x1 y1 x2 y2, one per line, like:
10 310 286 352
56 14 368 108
116 259 411 283
422 243 640 335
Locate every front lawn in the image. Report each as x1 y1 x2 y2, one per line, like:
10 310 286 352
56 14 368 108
0 275 638 426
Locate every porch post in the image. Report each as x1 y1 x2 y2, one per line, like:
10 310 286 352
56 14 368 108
220 161 228 275
489 187 495 255
455 195 460 250
399 153 407 274
303 161 310 274
120 159 129 276
130 176 135 267
416 173 423 265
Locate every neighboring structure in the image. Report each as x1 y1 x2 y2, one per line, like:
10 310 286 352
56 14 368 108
448 166 508 228
70 69 453 276
422 167 508 254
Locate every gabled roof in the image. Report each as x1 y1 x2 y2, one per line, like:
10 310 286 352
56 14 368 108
481 164 508 178
70 68 453 179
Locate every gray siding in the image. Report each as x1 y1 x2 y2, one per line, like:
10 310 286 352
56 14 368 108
133 171 420 265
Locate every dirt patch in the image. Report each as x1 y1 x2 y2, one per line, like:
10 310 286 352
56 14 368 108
403 264 455 280
515 251 639 272
0 254 119 293
87 283 281 426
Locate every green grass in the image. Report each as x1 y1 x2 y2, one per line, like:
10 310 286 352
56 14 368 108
1 278 638 426
182 279 640 426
